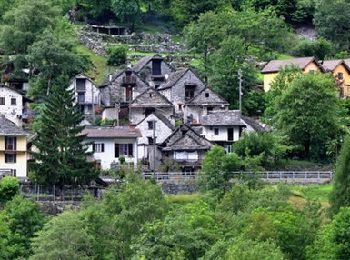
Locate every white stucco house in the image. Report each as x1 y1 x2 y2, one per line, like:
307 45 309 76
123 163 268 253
82 126 141 170
135 112 175 170
70 74 101 124
0 85 29 126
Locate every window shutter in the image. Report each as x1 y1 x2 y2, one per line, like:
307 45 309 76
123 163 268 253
115 144 119 158
92 143 95 152
128 144 133 157
101 143 105 152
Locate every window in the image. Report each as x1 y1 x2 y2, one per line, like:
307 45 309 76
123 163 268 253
148 137 154 145
93 143 104 153
11 98 16 105
115 143 133 157
214 128 219 135
152 59 162 75
76 78 86 92
337 72 344 80
145 107 155 116
174 151 198 160
178 104 182 111
185 85 196 101
5 136 16 151
224 144 233 154
78 93 85 103
148 121 154 130
205 92 209 98
207 107 214 114
0 97 4 105
5 153 16 163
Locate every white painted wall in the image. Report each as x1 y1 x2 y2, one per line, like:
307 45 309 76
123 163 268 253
85 137 138 170
135 114 174 159
203 126 240 142
0 87 23 126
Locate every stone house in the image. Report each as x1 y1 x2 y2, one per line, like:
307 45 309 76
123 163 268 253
135 112 176 170
201 110 246 153
100 68 149 122
262 57 323 91
82 125 141 170
161 124 213 173
0 85 31 126
129 88 174 125
132 54 175 87
0 116 28 178
69 74 101 123
184 87 229 125
158 68 206 115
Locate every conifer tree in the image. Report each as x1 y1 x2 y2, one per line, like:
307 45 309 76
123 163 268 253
32 79 96 185
330 135 350 215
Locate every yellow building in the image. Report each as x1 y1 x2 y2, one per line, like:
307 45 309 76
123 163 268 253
261 57 322 92
0 116 28 178
321 59 350 97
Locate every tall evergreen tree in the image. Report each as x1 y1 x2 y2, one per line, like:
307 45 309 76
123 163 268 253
330 136 350 215
32 80 96 185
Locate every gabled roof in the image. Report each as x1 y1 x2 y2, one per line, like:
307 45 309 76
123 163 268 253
130 87 173 107
0 116 28 136
158 68 204 90
321 59 350 73
261 57 321 74
71 73 94 83
82 126 141 138
136 112 175 131
162 124 212 151
241 116 270 132
186 87 229 106
132 54 164 73
201 110 246 126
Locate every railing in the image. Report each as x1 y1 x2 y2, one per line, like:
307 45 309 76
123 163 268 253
143 171 334 184
0 169 16 177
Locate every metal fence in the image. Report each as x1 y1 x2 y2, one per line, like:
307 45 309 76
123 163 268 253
20 185 104 201
143 171 333 184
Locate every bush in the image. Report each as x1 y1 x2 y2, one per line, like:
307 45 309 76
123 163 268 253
291 38 334 60
107 45 128 66
0 177 19 204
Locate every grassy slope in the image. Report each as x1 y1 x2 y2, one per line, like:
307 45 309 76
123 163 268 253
75 45 116 85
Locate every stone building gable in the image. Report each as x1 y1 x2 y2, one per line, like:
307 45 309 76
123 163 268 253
130 88 173 107
186 87 229 106
99 70 149 106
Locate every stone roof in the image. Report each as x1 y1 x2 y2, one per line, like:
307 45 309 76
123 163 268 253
241 116 270 132
186 87 229 106
261 57 319 74
201 110 246 126
132 54 164 73
321 59 350 73
0 116 27 136
158 69 188 90
130 87 173 107
162 124 212 151
136 112 175 131
82 125 141 138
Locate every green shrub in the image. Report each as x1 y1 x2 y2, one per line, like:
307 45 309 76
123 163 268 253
291 38 333 60
0 177 19 204
107 45 128 66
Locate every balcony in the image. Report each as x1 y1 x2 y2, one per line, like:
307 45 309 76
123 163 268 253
122 76 136 86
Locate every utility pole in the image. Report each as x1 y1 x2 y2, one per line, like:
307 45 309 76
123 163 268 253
115 103 120 126
153 120 156 174
238 69 243 114
92 84 96 125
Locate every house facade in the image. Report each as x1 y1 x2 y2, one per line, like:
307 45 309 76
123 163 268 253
161 125 213 172
158 68 206 115
0 85 27 126
70 74 101 123
82 126 141 170
129 88 174 125
262 57 322 91
201 110 246 153
0 116 28 178
321 59 350 97
132 54 175 87
135 112 175 170
184 87 229 125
